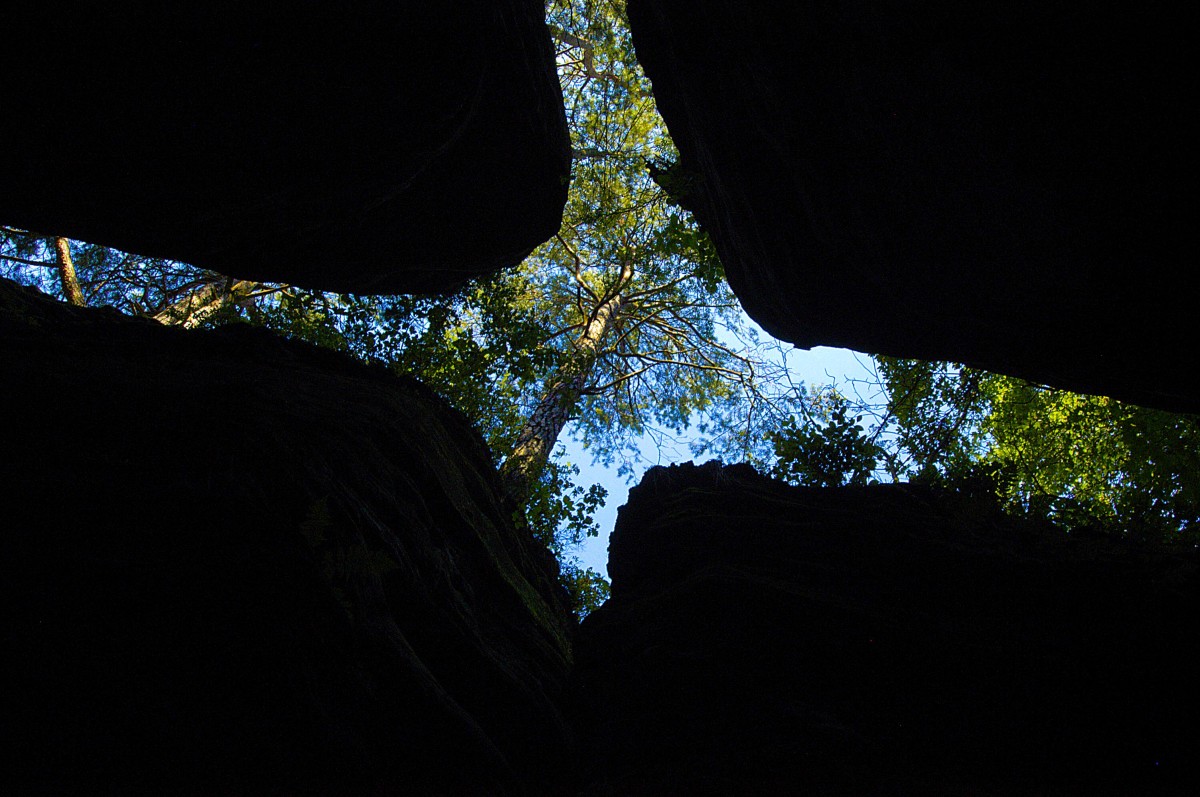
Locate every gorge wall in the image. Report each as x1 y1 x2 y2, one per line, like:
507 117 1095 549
1 278 576 794
575 461 1200 795
1 2 569 294
6 288 1195 794
3 3 1198 793
626 0 1194 413
5 2 1192 404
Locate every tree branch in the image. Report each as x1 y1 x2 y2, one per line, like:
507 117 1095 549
557 233 601 304
615 352 744 379
0 253 55 269
623 270 698 303
582 366 653 395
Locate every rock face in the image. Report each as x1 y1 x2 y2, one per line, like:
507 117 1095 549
1 2 569 294
576 462 1200 795
6 276 1199 794
627 1 1194 413
0 278 575 795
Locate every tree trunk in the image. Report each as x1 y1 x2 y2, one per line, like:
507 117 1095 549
54 237 85 306
153 279 258 328
501 293 624 504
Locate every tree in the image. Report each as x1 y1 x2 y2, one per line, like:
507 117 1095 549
769 387 882 488
350 0 779 510
52 237 85 306
309 0 786 570
1 226 285 323
4 1 788 614
978 376 1200 538
771 356 1200 543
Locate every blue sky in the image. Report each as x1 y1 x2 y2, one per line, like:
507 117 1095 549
562 337 876 576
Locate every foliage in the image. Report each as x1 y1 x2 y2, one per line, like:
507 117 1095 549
871 357 988 483
559 561 612 620
979 379 1200 539
1 227 209 313
527 0 775 474
770 355 1200 544
524 460 609 553
770 388 882 487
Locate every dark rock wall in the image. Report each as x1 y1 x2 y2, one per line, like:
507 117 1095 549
576 462 1200 795
1 2 569 294
627 1 1194 413
0 278 575 795
6 3 1200 790
6 277 1199 794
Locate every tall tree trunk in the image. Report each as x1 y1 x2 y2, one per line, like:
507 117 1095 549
54 237 85 306
153 278 259 328
501 293 624 504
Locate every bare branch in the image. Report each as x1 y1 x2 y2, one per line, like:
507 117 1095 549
0 253 56 269
623 270 698 303
614 352 745 379
571 147 640 162
582 366 653 395
557 233 601 304
549 24 628 89
609 305 672 352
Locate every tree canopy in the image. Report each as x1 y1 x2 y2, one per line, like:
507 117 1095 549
770 358 1200 544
